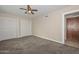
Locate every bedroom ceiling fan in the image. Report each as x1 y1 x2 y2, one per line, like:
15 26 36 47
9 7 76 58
20 5 38 14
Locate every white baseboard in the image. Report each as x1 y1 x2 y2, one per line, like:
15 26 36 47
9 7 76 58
17 34 33 38
0 34 64 44
34 35 64 44
0 34 33 41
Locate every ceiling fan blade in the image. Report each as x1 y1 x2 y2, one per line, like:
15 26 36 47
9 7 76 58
31 11 34 14
20 8 27 10
32 9 38 11
25 12 27 14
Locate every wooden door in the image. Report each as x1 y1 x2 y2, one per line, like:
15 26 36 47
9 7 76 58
67 16 79 40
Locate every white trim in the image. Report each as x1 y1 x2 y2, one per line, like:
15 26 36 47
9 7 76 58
62 14 65 44
0 35 33 41
34 35 64 44
66 15 79 18
62 9 79 44
63 9 79 15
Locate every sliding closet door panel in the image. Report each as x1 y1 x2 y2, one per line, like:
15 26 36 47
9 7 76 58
0 14 32 40
0 16 17 40
20 17 31 37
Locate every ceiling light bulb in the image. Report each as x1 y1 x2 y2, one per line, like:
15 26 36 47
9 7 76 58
28 11 31 13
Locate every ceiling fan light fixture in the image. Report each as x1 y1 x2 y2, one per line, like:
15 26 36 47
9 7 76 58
28 10 31 13
20 5 38 15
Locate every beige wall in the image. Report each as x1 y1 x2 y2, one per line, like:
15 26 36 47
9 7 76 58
32 6 79 43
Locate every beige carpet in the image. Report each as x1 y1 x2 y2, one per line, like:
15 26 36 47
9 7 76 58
0 35 79 54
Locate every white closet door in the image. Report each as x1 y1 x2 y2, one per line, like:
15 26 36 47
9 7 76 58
0 15 32 41
0 16 17 40
20 17 27 37
19 16 32 37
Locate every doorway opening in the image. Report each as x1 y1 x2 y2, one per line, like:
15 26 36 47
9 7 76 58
64 10 79 48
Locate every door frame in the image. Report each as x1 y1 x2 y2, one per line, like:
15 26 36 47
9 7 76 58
62 9 79 44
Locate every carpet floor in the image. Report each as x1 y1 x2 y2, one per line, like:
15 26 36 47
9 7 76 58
0 35 79 54
65 38 79 48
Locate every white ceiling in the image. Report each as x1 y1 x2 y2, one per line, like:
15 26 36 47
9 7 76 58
0 5 67 16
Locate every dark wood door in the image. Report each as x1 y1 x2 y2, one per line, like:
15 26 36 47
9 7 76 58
67 16 79 40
